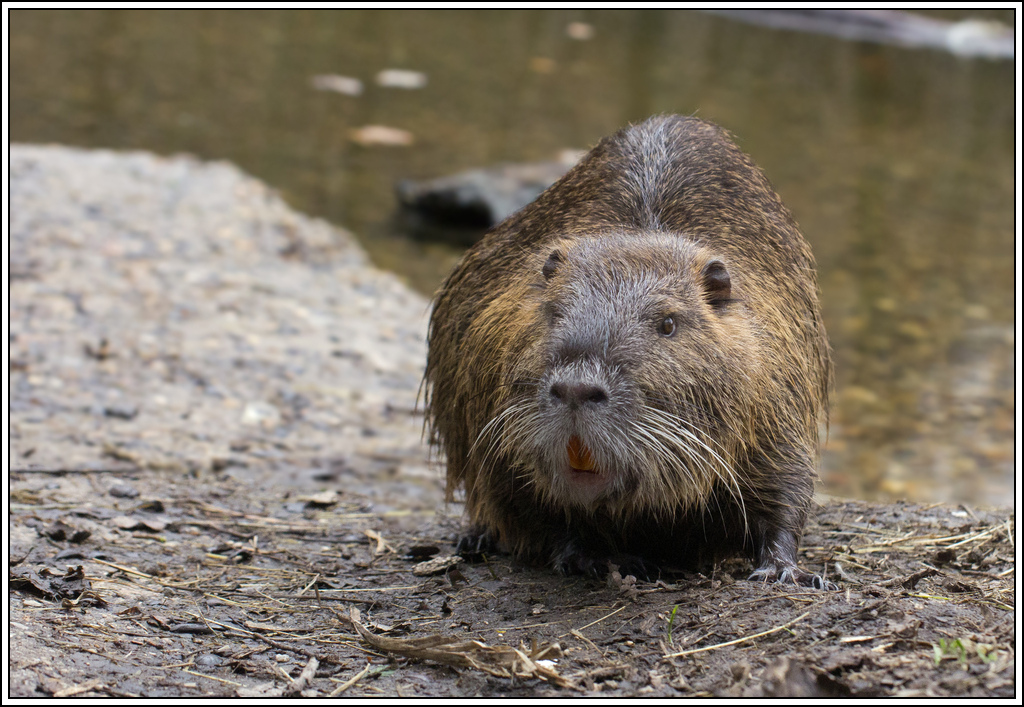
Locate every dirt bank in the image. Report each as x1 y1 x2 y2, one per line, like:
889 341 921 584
7 146 1015 697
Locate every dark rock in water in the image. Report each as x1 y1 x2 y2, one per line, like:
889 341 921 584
395 154 583 231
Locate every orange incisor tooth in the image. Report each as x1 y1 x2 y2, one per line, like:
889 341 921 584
567 436 596 471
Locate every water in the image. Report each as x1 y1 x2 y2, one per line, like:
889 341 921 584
9 9 1016 507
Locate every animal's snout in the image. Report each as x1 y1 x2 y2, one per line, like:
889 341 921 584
549 381 609 409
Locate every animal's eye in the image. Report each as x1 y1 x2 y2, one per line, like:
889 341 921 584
659 316 676 337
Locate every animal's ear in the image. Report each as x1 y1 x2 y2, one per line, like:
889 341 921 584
702 260 731 306
542 249 563 280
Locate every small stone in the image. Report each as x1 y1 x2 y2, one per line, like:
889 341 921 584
55 548 87 560
310 74 363 96
301 490 339 507
104 405 139 420
349 125 414 147
566 22 594 40
109 483 140 498
375 68 427 89
241 401 281 428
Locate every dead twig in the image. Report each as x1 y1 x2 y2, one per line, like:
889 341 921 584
91 559 154 579
182 669 242 687
663 611 811 658
236 657 318 697
282 657 319 696
565 605 627 635
364 529 396 556
348 609 576 689
53 679 106 697
329 662 373 696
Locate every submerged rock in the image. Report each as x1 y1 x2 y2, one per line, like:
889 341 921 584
395 151 585 231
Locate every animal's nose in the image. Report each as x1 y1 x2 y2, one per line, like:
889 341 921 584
549 382 609 409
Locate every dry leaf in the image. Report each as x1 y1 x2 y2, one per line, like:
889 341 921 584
412 555 462 576
363 529 395 556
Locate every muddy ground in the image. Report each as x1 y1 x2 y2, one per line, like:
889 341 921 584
7 146 1017 698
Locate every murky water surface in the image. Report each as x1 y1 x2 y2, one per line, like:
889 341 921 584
9 9 1016 506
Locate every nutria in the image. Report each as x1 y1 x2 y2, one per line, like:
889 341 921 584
424 115 833 587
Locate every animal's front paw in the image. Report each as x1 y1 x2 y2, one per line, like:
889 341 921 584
551 539 650 580
455 524 499 559
551 538 603 578
748 563 837 590
608 554 653 581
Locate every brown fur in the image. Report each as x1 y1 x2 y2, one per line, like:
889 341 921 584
424 115 832 584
